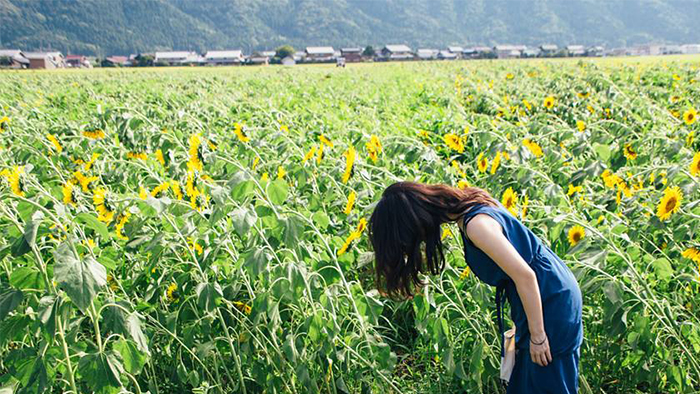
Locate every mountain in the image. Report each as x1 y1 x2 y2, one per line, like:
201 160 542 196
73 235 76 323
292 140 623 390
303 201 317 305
1 0 700 56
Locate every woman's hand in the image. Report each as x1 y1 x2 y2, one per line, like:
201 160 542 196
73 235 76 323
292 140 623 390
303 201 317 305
529 332 552 367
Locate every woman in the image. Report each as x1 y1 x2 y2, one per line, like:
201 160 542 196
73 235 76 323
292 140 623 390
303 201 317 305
367 181 583 393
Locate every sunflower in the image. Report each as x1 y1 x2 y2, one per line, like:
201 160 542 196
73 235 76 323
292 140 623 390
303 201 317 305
261 172 269 181
459 266 471 280
505 73 514 80
187 134 204 172
567 184 582 197
523 139 543 157
344 190 356 214
366 135 382 163
687 131 695 147
277 165 286 180
280 125 289 133
62 181 77 206
83 153 99 171
0 116 9 131
187 237 203 255
82 129 105 140
171 180 183 200
190 189 209 212
441 227 453 240
47 134 62 153
319 134 334 148
234 123 250 143
155 149 166 166
568 225 585 246
623 143 637 160
93 188 115 223
316 143 324 164
522 99 532 111
543 96 556 110
576 120 586 132
682 247 700 264
73 171 98 193
115 212 131 240
577 91 590 99
338 218 367 255
342 146 356 183
476 152 488 173
151 181 170 198
126 151 147 161
302 146 317 164
501 187 518 216
489 151 502 174
166 283 179 303
656 186 682 221
690 152 700 176
684 108 697 126
233 301 252 315
520 194 529 220
1 166 27 197
444 133 465 153
458 179 470 189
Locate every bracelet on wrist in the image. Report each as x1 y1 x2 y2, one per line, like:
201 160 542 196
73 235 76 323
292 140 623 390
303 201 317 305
530 336 547 346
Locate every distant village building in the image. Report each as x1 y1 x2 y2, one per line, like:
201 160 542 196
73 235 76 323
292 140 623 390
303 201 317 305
447 46 464 59
494 45 525 59
247 52 270 66
565 45 586 57
292 51 306 62
205 50 244 65
305 46 335 62
154 51 202 66
416 49 438 60
24 52 65 69
0 50 30 68
539 44 558 57
438 50 457 60
66 55 91 68
463 46 493 59
281 56 296 66
340 48 363 62
586 46 604 57
381 45 413 61
662 45 684 55
521 47 540 58
103 56 129 67
683 44 700 54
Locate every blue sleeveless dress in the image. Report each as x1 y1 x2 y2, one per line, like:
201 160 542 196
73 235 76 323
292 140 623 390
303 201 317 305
458 200 583 393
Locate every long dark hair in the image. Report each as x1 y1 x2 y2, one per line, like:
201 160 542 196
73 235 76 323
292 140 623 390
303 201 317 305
367 181 498 300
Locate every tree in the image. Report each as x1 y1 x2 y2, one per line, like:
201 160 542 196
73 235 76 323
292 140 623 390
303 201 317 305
362 46 375 57
274 45 295 61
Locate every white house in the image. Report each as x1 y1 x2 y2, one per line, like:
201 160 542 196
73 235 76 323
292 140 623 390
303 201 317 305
205 50 244 65
381 45 413 60
566 45 586 56
305 47 335 62
155 51 202 65
438 50 458 60
416 49 438 60
494 45 525 59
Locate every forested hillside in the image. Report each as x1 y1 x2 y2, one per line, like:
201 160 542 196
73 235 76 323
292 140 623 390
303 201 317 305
2 0 700 56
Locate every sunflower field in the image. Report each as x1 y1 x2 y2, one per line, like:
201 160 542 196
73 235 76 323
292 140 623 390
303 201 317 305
0 56 699 394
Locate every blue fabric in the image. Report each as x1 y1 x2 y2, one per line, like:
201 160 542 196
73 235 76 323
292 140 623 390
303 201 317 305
506 347 580 394
459 200 584 390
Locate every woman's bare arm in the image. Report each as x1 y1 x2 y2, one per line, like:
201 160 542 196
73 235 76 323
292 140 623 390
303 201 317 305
463 213 552 366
